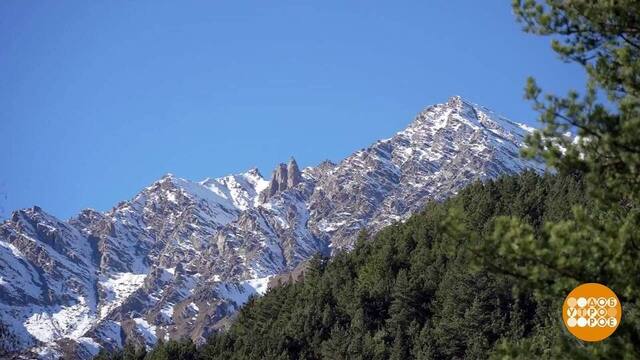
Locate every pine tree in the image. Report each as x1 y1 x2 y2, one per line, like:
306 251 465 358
480 1 640 358
390 326 409 360
122 341 146 360
388 269 413 332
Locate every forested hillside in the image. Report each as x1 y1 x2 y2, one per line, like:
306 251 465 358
96 171 587 359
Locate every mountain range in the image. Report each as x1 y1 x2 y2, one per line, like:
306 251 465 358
0 96 544 359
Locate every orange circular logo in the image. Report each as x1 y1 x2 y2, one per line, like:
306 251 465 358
562 283 622 342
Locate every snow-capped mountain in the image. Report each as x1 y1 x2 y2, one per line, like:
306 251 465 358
0 96 544 358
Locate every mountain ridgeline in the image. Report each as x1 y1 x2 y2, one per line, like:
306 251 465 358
0 96 545 359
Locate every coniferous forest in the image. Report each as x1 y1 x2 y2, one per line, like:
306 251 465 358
95 0 640 359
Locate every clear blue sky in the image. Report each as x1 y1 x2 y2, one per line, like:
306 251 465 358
1 1 585 219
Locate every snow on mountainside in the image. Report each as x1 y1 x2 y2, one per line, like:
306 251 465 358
0 96 544 359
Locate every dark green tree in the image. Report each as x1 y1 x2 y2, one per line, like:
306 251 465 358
144 338 196 360
388 269 414 331
122 342 146 360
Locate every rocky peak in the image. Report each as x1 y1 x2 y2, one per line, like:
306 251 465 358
304 160 336 180
267 163 288 197
259 157 302 202
245 167 263 179
317 159 336 168
286 158 302 189
446 94 467 108
70 208 105 229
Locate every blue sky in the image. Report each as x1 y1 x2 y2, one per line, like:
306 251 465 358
0 1 585 219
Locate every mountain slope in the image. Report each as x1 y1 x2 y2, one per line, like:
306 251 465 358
0 96 544 359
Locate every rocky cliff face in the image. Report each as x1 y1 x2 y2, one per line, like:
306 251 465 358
0 96 544 359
